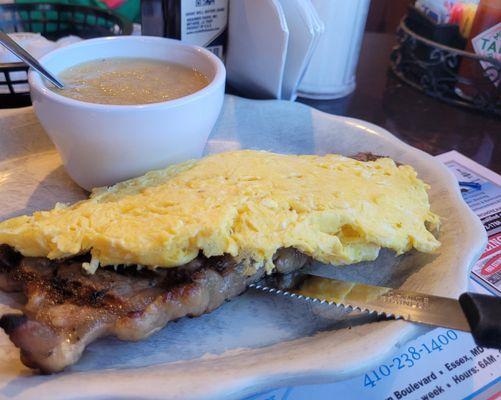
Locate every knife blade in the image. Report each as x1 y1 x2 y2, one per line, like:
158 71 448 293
249 274 501 349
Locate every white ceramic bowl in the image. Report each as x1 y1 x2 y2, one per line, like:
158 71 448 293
29 36 226 190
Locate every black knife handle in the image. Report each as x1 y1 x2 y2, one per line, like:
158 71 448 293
459 292 501 349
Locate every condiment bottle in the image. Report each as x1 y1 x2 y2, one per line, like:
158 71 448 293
455 0 501 101
141 0 228 60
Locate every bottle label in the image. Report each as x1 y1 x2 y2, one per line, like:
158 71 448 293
180 0 228 59
471 22 501 87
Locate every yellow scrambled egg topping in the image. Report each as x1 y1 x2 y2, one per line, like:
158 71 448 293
0 150 440 273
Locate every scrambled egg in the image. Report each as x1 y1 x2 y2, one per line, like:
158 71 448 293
0 150 440 273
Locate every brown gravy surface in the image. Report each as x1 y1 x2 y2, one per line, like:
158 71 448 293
52 58 209 105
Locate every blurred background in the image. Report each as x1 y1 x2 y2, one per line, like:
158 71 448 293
1 0 499 170
366 0 411 32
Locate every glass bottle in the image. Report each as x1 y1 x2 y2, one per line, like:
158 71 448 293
455 0 501 102
141 0 228 60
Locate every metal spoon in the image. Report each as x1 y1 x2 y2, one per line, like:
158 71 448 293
0 31 64 89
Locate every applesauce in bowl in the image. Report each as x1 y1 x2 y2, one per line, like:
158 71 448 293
51 58 209 105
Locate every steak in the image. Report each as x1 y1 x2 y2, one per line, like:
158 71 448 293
0 245 309 373
0 153 388 373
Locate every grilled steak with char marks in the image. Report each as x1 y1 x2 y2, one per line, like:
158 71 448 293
0 245 309 373
0 153 387 373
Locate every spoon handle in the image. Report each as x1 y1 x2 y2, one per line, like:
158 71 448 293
0 31 64 89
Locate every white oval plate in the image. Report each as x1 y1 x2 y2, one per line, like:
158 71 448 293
0 96 486 400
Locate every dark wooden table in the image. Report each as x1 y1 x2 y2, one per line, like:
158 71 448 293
300 32 501 173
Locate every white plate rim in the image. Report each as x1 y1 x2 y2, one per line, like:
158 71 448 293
0 98 487 399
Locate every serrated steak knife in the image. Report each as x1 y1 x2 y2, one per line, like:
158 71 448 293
249 274 501 349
